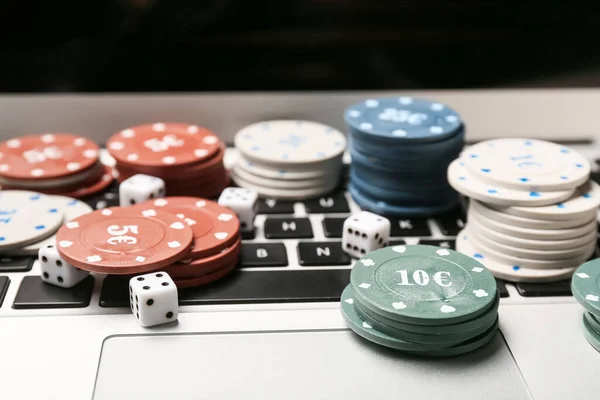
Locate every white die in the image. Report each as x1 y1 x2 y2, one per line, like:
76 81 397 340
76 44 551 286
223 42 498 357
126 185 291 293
129 271 178 327
342 211 391 258
119 174 166 207
39 245 89 288
218 187 258 232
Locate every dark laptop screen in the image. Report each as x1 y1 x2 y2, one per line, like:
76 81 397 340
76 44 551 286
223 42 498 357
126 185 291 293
1 1 598 92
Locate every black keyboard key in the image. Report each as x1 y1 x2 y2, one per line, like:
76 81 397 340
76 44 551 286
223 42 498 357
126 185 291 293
0 255 34 272
297 242 351 266
0 276 9 307
322 217 346 238
436 212 465 236
99 275 129 307
264 218 313 239
179 269 350 305
257 198 295 214
303 192 350 214
515 281 572 297
240 243 288 267
496 279 509 298
13 276 94 309
591 172 600 184
389 240 406 246
389 218 431 237
417 239 456 249
241 230 256 240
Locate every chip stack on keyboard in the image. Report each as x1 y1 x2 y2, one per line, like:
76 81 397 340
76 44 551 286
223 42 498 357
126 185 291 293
449 138 599 283
0 133 114 198
55 197 241 289
571 259 600 353
107 123 229 199
231 120 347 199
341 245 500 356
344 97 465 217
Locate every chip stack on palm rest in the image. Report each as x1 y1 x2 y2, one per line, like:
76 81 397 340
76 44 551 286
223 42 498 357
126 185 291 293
571 259 600 353
341 245 500 356
448 139 599 283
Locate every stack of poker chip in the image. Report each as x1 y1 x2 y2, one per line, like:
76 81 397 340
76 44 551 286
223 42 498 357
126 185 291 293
341 245 500 357
107 123 230 199
231 120 347 199
344 97 465 216
449 138 599 283
0 191 93 256
572 260 600 353
55 197 241 289
0 133 114 198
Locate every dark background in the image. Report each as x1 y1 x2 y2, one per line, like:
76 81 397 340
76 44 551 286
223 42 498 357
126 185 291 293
2 0 600 92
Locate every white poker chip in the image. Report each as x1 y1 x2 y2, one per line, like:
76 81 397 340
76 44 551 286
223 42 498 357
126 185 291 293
234 120 347 166
456 229 579 282
462 138 590 192
7 195 93 255
230 168 340 200
466 224 596 261
231 165 339 190
467 216 597 251
448 159 575 206
471 200 596 230
468 206 596 241
489 180 600 221
0 191 64 251
235 154 342 180
467 230 594 270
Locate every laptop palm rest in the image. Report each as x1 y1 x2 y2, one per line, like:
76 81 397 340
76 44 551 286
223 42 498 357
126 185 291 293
93 329 530 400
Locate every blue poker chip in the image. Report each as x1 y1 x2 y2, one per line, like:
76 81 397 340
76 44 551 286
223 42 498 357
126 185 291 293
349 183 459 217
350 147 455 178
350 169 458 205
344 97 463 143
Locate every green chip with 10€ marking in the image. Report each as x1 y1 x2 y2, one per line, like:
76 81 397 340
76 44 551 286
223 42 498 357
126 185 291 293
571 259 600 318
350 245 497 325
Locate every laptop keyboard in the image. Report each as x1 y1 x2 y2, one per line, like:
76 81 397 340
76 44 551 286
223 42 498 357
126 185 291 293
2 148 599 313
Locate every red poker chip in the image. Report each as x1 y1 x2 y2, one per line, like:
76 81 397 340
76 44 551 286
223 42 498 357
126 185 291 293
56 206 193 274
59 165 115 198
164 237 241 279
115 146 225 180
0 133 99 180
0 161 104 190
137 196 240 259
173 261 237 289
106 123 221 168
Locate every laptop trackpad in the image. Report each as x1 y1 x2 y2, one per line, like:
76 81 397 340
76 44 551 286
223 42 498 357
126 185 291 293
93 330 530 400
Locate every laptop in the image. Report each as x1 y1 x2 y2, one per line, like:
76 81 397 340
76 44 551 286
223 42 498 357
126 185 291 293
1 3 600 400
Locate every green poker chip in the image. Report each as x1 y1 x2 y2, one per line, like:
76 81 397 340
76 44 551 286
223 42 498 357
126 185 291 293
350 244 497 325
354 291 499 342
572 259 600 318
340 286 451 351
582 313 600 353
341 285 499 356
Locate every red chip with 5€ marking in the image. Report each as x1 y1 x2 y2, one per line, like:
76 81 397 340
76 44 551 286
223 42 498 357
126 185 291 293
106 123 221 167
0 133 99 180
56 207 193 274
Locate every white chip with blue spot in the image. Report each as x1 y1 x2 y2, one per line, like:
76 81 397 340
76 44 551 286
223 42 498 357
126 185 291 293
234 120 347 166
489 180 600 221
456 229 579 282
447 159 575 206
0 191 64 251
462 139 591 192
344 97 463 142
8 195 93 255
